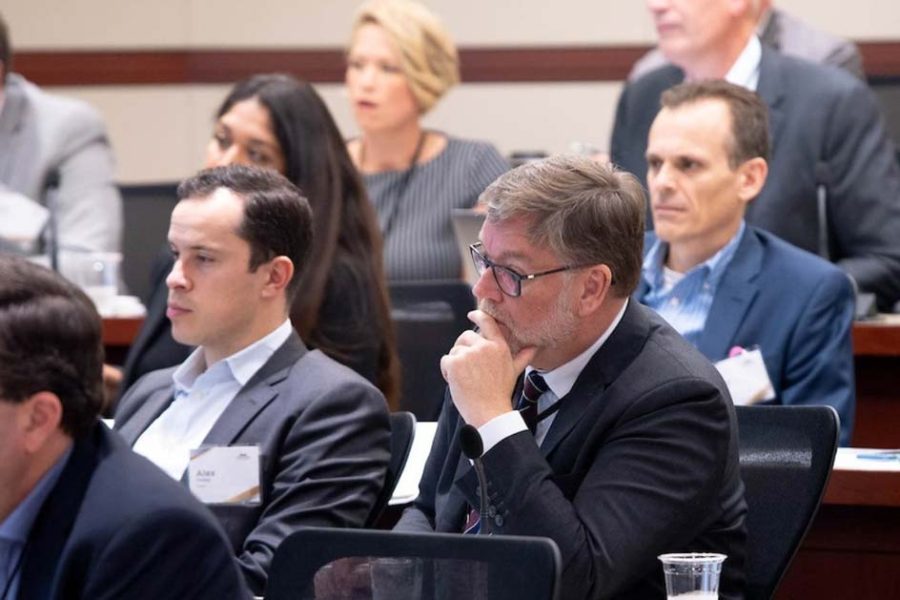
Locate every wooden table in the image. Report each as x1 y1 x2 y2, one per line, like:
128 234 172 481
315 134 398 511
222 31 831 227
102 317 143 363
851 316 900 448
777 454 900 599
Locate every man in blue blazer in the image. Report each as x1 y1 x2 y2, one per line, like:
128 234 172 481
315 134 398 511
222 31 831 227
0 256 245 599
635 80 855 445
611 0 900 311
115 165 390 596
396 155 747 599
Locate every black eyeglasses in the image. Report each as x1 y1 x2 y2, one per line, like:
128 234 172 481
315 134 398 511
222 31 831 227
469 242 587 298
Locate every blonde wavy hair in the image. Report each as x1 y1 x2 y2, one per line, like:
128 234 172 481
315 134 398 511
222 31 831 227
350 0 460 114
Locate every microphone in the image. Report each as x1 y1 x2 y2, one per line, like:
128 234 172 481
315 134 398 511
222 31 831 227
459 424 491 535
814 162 831 261
43 170 61 272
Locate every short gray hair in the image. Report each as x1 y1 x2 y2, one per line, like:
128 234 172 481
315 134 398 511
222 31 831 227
481 155 646 296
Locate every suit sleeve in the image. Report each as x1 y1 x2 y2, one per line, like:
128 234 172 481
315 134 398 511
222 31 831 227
823 79 900 309
479 380 736 600
80 507 249 600
236 380 391 594
52 104 123 254
779 268 856 445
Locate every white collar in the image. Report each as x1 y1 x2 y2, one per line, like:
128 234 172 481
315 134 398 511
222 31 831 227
724 35 762 91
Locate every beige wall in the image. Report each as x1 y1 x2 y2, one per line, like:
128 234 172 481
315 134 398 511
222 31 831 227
5 0 898 183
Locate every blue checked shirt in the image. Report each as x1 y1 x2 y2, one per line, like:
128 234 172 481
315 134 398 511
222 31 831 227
641 222 746 347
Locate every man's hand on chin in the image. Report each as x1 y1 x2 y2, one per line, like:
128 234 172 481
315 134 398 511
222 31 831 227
440 309 536 428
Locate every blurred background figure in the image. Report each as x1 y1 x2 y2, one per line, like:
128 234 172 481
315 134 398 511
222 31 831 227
0 11 121 261
629 0 864 81
112 74 399 408
346 0 508 281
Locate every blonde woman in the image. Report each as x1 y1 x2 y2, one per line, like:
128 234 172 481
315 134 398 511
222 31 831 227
346 0 508 281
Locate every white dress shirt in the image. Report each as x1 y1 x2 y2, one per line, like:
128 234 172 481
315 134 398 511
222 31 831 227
724 35 763 91
479 300 630 453
133 319 293 480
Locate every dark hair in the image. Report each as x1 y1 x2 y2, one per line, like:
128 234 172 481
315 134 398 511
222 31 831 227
177 164 313 302
661 80 770 167
0 256 103 438
0 12 11 81
214 75 399 405
483 154 646 296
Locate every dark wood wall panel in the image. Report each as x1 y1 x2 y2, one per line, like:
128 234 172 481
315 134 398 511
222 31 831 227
14 42 900 87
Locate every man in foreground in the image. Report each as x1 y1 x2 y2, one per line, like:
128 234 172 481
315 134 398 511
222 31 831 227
0 256 245 599
396 155 747 599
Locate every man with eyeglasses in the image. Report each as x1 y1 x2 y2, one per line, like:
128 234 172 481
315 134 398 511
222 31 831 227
395 155 747 600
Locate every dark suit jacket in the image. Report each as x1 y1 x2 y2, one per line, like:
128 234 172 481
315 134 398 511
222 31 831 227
114 332 391 596
395 301 747 600
637 227 855 445
19 424 245 600
610 46 900 310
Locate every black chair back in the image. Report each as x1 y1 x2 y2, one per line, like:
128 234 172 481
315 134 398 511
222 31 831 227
736 405 839 599
389 280 475 420
366 411 416 527
266 527 561 600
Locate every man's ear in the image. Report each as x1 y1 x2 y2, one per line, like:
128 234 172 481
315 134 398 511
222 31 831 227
737 157 768 205
260 256 295 299
576 264 613 316
21 392 64 454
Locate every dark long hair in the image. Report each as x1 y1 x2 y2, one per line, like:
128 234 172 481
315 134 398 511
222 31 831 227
215 74 399 407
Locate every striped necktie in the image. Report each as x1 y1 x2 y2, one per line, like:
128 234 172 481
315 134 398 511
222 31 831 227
518 371 548 434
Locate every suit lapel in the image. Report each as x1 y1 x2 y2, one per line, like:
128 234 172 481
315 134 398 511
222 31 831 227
541 300 650 457
201 333 307 445
116 384 176 446
755 47 787 158
697 229 763 360
0 77 29 182
19 427 102 599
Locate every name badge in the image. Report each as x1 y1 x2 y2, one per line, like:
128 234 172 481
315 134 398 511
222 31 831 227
714 348 775 406
188 445 261 505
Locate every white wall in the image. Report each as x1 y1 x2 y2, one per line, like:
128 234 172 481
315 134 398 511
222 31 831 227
4 0 898 182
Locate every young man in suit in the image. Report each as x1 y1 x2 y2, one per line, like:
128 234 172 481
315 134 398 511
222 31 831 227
0 12 121 257
114 165 391 596
395 155 747 599
0 256 245 600
611 0 900 311
636 80 855 444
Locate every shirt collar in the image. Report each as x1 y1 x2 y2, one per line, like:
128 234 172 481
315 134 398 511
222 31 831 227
724 35 762 91
528 299 629 400
643 222 746 293
173 319 293 394
0 446 73 544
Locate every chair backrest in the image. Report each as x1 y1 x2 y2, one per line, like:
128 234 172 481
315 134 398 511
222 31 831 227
389 280 475 420
366 411 416 527
119 183 179 301
736 405 839 600
265 527 561 600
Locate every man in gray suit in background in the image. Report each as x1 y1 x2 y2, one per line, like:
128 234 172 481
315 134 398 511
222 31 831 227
629 0 864 80
0 12 121 257
115 165 391 597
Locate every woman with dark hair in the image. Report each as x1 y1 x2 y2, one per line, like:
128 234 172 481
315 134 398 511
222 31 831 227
113 74 399 406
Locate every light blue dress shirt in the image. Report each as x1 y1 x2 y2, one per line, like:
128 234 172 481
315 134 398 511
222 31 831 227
642 222 746 346
0 446 72 600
